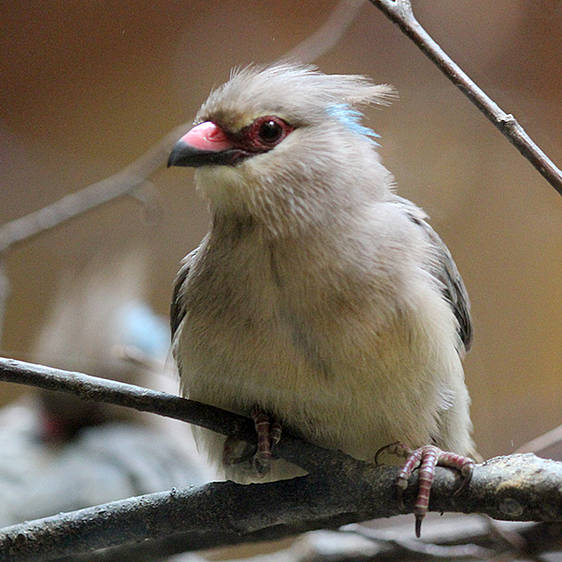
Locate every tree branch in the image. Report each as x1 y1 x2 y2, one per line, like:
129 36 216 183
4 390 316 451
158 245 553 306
0 357 335 473
0 453 560 561
1 356 561 560
0 1 367 345
0 123 190 255
0 1 367 259
283 0 367 63
369 0 562 194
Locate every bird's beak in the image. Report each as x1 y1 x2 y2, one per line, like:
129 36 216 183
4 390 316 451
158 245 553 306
167 121 236 168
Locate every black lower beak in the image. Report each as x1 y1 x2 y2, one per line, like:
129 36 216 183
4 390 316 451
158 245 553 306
167 140 244 168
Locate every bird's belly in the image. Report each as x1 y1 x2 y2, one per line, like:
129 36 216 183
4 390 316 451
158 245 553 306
177 300 447 465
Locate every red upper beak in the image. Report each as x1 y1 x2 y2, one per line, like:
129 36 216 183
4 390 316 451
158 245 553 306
167 121 236 168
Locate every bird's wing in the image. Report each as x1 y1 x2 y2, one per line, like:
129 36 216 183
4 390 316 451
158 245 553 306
425 223 473 353
395 197 473 353
170 248 199 342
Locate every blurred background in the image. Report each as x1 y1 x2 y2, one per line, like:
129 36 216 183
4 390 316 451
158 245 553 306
0 0 560 520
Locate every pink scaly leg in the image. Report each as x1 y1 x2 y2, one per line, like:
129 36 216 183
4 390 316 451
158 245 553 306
377 443 474 537
251 406 282 476
222 407 282 474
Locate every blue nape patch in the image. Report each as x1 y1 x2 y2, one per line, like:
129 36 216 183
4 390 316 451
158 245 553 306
326 104 380 145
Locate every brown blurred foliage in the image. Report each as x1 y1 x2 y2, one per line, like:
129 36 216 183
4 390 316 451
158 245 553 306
1 0 560 460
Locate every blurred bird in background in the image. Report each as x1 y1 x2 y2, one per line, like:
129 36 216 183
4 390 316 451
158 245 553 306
168 63 476 535
0 252 210 527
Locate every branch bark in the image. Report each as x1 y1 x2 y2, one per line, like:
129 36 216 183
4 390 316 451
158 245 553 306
0 454 560 561
369 0 562 194
0 357 335 473
0 357 561 560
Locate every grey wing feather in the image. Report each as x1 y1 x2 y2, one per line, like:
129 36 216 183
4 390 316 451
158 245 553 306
395 196 473 352
170 248 199 342
425 225 473 352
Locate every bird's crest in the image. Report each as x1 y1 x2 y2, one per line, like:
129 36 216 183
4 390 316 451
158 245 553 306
197 63 397 129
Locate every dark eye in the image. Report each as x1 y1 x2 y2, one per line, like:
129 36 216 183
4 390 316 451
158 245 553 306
247 116 293 151
259 120 283 143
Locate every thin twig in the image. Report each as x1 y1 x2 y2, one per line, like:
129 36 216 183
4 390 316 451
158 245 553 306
0 123 190 255
0 357 337 473
284 0 367 63
0 123 187 343
369 0 562 194
0 0 367 258
0 0 366 343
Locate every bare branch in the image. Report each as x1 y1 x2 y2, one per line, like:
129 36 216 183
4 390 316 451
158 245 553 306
0 123 190 342
369 0 562 194
0 2 364 257
0 453 560 561
1 357 561 559
0 357 336 473
0 123 190 255
284 0 367 63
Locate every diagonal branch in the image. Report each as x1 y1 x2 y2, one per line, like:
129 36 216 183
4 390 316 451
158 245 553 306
0 1 368 346
0 357 335 473
369 0 562 194
0 1 368 259
0 123 191 255
0 453 560 561
283 0 367 63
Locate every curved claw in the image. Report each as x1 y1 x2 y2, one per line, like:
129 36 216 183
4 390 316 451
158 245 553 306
374 441 401 465
438 451 475 496
411 446 439 537
415 515 423 539
453 461 474 496
382 443 475 538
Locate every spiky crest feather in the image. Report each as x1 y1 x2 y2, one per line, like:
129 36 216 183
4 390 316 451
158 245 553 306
197 63 397 132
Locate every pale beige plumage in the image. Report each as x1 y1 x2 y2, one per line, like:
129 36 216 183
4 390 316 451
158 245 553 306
169 63 474 482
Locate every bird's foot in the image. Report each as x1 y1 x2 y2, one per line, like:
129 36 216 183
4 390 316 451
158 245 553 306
250 405 282 476
221 406 282 477
376 442 474 538
222 436 255 467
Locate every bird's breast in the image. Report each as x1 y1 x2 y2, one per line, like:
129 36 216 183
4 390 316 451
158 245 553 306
176 229 455 458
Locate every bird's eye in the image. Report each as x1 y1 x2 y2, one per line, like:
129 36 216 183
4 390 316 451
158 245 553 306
258 120 283 143
247 116 292 150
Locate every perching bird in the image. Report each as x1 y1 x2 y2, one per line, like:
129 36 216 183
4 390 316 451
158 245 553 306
168 63 475 536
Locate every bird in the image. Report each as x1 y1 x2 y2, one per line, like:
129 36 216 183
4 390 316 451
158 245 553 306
167 63 476 536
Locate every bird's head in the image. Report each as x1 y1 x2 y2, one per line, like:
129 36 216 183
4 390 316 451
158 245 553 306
168 63 396 235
